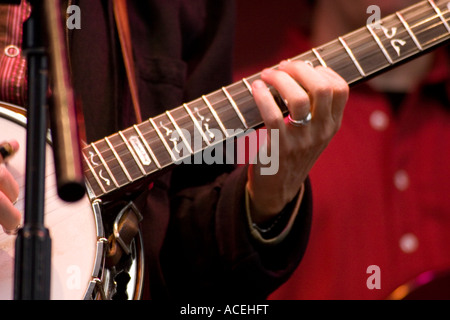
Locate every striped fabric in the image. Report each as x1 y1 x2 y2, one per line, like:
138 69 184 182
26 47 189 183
0 1 31 107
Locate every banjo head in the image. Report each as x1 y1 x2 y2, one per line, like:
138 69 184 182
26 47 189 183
0 104 101 300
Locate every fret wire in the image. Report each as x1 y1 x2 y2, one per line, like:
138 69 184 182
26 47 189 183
183 103 211 146
82 152 107 194
396 12 424 50
366 24 394 64
118 131 147 175
166 110 194 154
222 87 249 129
104 136 133 182
91 142 120 188
428 0 450 33
202 95 229 137
133 124 162 169
149 118 178 162
338 36 367 77
312 48 327 67
242 78 253 95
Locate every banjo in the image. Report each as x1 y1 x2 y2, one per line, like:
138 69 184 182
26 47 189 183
0 0 449 299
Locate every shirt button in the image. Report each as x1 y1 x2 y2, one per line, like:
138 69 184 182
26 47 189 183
370 110 389 131
4 45 20 58
399 233 419 253
394 170 410 191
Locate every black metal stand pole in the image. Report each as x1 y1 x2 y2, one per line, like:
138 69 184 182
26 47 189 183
13 2 51 300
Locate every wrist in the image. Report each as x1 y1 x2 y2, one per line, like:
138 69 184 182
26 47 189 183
246 179 301 224
245 182 305 243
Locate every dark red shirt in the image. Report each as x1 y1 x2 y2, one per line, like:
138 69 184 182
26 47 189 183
0 1 30 107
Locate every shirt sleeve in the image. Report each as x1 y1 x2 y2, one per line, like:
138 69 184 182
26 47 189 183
246 182 305 245
160 164 313 299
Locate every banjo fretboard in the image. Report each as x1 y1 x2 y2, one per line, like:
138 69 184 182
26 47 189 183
83 0 450 199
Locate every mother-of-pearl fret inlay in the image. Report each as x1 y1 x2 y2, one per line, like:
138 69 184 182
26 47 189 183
129 135 152 166
91 143 119 188
83 0 450 199
89 151 100 166
184 104 213 144
162 122 181 154
195 108 215 141
166 111 194 155
380 24 407 56
150 118 178 162
83 153 107 193
133 124 161 168
119 131 147 175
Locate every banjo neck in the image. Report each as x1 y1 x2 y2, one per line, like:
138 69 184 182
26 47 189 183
82 0 450 200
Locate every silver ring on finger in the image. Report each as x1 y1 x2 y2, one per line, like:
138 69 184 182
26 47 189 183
288 112 312 127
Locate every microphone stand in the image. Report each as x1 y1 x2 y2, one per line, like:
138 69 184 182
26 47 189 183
14 1 51 300
14 0 85 299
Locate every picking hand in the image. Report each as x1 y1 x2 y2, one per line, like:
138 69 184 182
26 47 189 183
0 140 21 234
